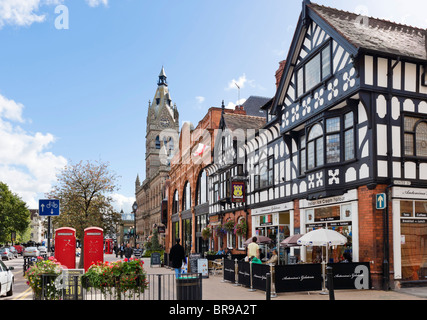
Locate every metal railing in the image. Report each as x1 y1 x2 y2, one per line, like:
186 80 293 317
35 273 202 301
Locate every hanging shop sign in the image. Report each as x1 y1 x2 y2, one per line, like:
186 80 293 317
231 181 246 203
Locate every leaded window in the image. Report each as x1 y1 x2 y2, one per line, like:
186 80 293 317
296 43 332 97
404 116 427 157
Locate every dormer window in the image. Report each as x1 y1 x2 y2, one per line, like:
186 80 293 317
296 42 331 98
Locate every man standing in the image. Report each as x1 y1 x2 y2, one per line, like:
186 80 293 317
169 238 186 279
247 237 259 260
124 243 133 259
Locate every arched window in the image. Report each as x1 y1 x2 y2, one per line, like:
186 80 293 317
182 182 191 211
196 171 207 205
404 117 427 157
155 136 161 149
307 123 324 170
172 190 179 214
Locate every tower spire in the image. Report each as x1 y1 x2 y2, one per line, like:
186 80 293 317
158 66 168 86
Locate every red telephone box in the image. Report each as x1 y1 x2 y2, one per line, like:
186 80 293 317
104 238 113 254
55 227 76 269
84 227 104 271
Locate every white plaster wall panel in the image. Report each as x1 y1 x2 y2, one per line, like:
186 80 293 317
419 101 427 114
392 61 401 90
300 181 307 193
286 184 291 197
393 162 401 178
365 55 374 85
392 97 400 120
376 95 387 118
358 102 368 123
378 160 388 177
359 163 369 179
345 167 357 182
392 126 401 157
292 183 298 195
420 71 427 94
377 58 388 87
285 159 290 181
404 63 417 92
420 163 427 179
403 99 415 112
404 162 416 179
377 124 388 156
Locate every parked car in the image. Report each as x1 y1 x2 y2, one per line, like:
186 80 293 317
8 247 18 259
1 248 13 261
0 260 14 297
37 246 47 255
23 247 40 258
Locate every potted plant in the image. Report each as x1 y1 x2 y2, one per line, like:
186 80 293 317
214 225 227 237
223 220 235 233
201 227 212 240
25 256 63 300
234 219 248 236
82 258 149 300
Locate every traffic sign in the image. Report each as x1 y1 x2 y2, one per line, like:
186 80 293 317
376 193 386 210
39 199 60 216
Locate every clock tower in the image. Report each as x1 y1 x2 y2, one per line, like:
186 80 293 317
145 66 179 179
135 67 179 245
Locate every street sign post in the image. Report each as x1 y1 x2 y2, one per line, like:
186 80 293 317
376 193 386 210
39 199 60 216
39 199 60 255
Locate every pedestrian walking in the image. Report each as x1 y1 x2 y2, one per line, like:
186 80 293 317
119 243 124 258
124 243 133 259
169 238 186 279
133 243 142 259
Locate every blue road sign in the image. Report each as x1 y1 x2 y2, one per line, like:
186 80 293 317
376 193 386 210
39 199 60 216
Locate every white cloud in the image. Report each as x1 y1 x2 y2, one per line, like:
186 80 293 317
0 0 47 29
111 193 135 213
85 0 108 7
225 98 247 110
226 73 255 91
0 93 67 208
195 96 205 104
0 0 106 29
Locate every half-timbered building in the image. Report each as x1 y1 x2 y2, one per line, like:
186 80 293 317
246 1 427 288
205 103 266 255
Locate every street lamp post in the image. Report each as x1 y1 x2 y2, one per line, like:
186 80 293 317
132 201 138 247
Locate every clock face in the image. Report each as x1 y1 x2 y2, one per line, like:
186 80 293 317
160 118 170 127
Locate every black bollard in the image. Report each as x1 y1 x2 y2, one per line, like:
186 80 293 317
326 266 335 300
266 273 271 300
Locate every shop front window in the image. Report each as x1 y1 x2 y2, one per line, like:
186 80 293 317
304 204 353 263
400 200 427 281
182 218 192 256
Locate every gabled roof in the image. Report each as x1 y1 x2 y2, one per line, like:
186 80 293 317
241 96 271 117
271 1 427 115
222 113 265 132
309 3 427 61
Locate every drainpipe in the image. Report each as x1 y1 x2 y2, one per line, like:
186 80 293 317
383 183 393 291
382 57 400 291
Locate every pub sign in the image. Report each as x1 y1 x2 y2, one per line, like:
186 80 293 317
231 181 245 203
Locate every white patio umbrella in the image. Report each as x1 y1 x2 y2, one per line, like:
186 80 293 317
297 228 348 293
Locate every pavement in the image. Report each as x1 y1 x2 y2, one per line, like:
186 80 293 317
104 254 427 301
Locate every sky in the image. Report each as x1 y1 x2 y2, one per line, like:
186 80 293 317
0 0 426 213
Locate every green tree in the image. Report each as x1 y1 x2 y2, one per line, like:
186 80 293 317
47 160 121 268
0 182 30 244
